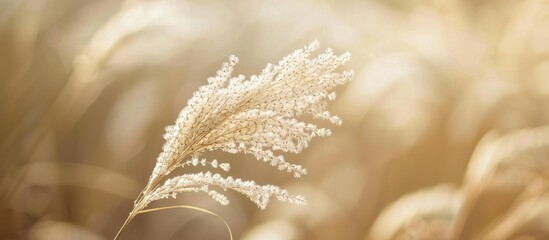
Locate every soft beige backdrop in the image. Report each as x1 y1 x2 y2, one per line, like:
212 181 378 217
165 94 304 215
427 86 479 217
1 0 549 239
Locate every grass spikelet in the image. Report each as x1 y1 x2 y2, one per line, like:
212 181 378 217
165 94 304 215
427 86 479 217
114 41 353 239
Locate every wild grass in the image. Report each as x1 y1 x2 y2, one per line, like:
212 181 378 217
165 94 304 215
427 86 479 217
1 0 549 240
114 41 352 239
366 126 549 240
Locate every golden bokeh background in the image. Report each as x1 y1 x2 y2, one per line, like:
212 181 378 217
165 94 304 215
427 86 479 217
1 0 549 239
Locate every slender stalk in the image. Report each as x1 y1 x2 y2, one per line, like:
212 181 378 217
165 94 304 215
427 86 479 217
137 205 233 240
113 172 164 240
113 213 135 240
112 205 233 240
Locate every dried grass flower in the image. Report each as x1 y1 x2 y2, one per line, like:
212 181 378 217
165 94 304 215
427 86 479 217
114 41 353 239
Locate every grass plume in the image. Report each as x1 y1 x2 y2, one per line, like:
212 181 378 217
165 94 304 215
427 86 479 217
114 41 353 239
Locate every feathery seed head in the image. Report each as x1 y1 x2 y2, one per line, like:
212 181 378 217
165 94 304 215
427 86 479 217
133 41 352 213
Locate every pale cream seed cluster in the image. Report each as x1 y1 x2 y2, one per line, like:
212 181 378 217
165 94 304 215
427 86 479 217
132 41 352 215
149 172 306 209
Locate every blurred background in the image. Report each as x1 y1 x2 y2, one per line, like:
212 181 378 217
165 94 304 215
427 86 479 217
1 0 549 239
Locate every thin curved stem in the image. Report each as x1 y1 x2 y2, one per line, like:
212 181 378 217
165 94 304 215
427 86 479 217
137 205 233 240
113 205 233 240
113 213 134 240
